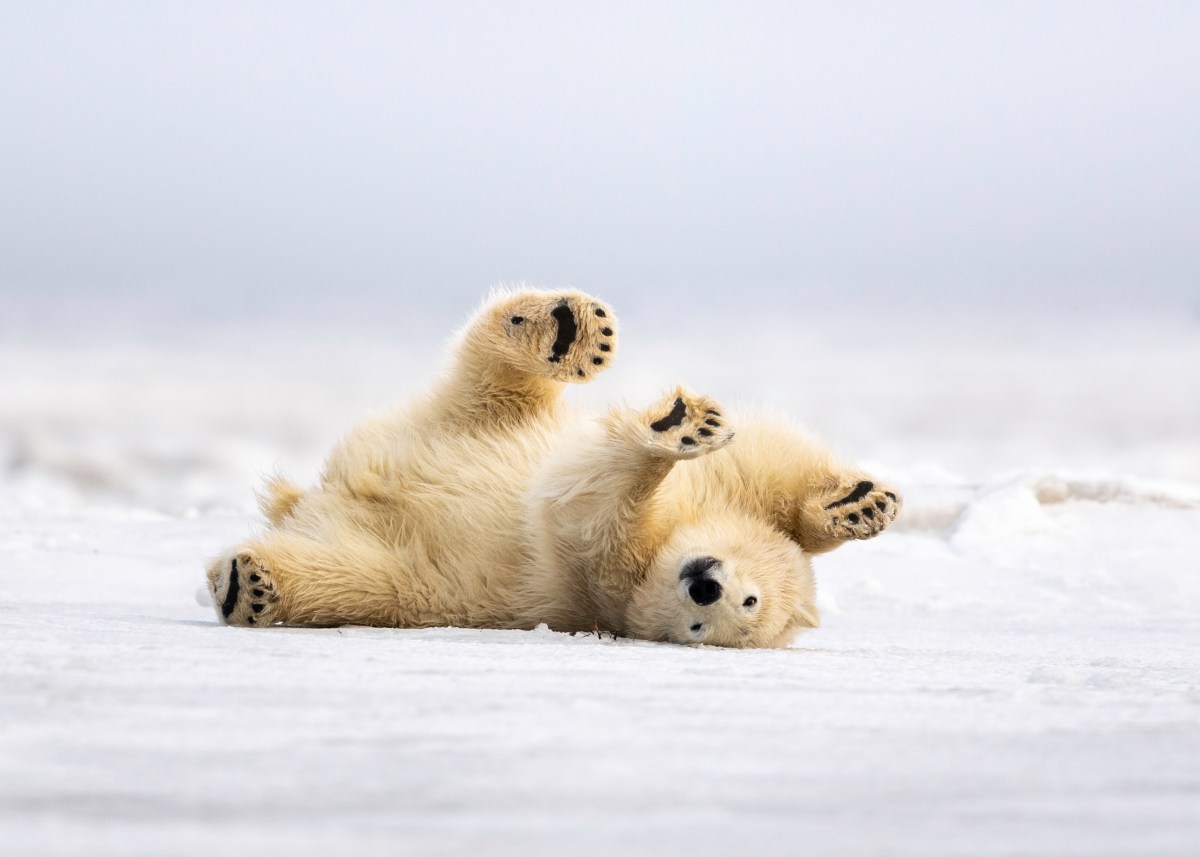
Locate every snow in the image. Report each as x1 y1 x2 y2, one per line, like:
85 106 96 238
2 314 1199 855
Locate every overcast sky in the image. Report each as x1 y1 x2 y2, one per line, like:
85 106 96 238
2 1 1197 327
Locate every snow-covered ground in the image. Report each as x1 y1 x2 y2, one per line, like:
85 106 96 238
2 311 1199 855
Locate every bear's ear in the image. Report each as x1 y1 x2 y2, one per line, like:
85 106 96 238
769 603 821 648
793 603 820 630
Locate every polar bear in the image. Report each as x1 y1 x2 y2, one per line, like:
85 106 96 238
206 288 900 648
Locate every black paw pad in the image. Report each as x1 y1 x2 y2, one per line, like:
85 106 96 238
221 559 241 619
650 398 687 432
824 481 875 510
550 303 578 359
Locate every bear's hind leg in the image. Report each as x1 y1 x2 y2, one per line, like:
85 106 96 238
426 290 619 429
207 531 460 629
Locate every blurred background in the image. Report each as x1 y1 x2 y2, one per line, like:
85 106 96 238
2 1 1198 517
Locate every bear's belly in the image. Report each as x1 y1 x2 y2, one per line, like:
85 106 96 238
322 419 562 628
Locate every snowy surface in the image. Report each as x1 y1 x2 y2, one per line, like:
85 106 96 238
2 314 1199 855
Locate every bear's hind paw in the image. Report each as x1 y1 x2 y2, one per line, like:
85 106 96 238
208 551 281 627
490 290 617 384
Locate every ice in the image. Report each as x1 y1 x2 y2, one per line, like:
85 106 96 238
2 315 1199 855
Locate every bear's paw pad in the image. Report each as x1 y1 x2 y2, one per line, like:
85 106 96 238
646 390 735 458
210 552 281 627
499 291 617 383
821 481 901 540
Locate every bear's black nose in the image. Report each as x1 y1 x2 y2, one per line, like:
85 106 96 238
688 578 722 606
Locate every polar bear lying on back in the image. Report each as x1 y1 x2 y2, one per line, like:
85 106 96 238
206 289 900 648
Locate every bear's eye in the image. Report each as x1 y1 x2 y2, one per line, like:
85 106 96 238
690 623 703 633
511 316 525 325
743 596 758 608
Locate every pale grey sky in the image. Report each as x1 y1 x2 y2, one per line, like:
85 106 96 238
2 1 1198 329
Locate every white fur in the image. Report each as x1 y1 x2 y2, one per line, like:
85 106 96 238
206 289 901 647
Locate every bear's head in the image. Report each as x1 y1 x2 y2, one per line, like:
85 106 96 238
627 512 819 648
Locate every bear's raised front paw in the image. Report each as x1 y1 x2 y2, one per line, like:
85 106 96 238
207 551 281 627
490 290 617 383
644 388 735 459
820 480 901 541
